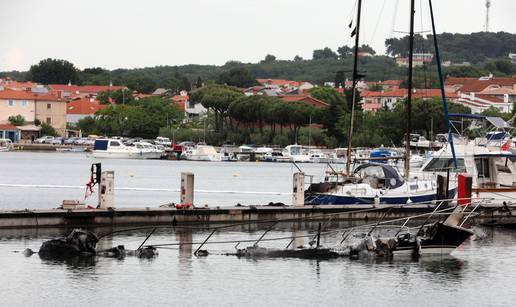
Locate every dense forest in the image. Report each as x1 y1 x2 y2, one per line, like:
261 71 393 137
1 32 516 94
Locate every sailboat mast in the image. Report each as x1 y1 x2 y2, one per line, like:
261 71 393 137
346 0 362 175
404 0 415 178
429 0 458 169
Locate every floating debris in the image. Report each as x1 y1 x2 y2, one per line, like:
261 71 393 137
39 229 98 259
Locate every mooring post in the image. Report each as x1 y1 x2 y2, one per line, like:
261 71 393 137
292 172 305 207
98 171 115 209
180 172 194 206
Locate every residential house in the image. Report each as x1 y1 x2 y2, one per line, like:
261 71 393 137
0 124 18 142
0 88 66 136
278 94 328 108
174 90 207 119
256 78 314 93
377 80 403 91
509 53 516 64
34 94 68 135
445 76 516 112
360 88 458 112
395 53 433 67
454 92 513 114
360 89 407 111
0 89 37 123
48 83 126 99
66 97 106 123
0 78 35 91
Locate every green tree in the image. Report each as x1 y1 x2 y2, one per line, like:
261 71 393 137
217 68 257 88
312 47 338 60
97 89 133 104
309 87 348 142
124 76 157 93
40 123 58 136
262 54 276 63
28 58 78 84
8 115 25 126
190 85 244 133
76 116 98 135
196 76 203 88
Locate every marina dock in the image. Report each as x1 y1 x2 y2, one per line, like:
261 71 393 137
0 203 513 229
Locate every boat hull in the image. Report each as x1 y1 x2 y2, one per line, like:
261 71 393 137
305 188 457 205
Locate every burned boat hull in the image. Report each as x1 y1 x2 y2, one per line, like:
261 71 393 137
393 223 474 256
233 246 340 259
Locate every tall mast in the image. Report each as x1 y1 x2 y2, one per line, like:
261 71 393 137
429 0 457 169
404 0 415 179
346 0 363 175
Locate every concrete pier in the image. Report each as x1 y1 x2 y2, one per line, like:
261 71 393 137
0 204 512 229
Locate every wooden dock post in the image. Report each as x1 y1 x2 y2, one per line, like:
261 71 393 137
292 172 305 207
180 172 194 205
98 171 115 209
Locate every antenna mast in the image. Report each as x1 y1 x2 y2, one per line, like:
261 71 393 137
485 0 491 32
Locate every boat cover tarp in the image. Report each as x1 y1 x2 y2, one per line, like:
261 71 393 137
353 163 404 189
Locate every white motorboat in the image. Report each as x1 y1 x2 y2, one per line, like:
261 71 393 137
236 145 254 161
182 145 221 161
133 141 165 159
92 139 160 159
282 145 311 163
263 151 290 162
309 149 331 163
417 139 516 205
0 138 14 152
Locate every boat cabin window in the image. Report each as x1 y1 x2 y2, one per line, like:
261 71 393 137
290 146 302 155
110 141 121 147
475 158 490 178
93 140 108 150
423 158 465 172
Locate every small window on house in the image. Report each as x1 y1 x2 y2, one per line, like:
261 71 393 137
47 103 51 109
21 100 28 107
46 117 51 125
8 100 15 107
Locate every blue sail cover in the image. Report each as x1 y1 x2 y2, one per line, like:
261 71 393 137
354 163 404 189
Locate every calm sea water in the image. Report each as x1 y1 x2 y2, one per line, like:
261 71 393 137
1 152 516 306
1 225 515 307
0 151 328 210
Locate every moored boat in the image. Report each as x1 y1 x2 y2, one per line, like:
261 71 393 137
91 138 160 159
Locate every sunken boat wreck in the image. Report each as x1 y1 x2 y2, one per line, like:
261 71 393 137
24 228 159 260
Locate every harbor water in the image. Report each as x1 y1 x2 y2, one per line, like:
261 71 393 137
1 152 516 306
1 225 516 306
0 151 328 210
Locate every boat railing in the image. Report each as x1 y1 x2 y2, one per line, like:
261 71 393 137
337 197 487 245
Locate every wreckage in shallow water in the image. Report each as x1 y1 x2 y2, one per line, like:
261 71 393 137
339 204 478 259
38 229 98 259
25 228 159 260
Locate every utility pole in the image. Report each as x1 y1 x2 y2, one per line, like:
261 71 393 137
485 0 491 32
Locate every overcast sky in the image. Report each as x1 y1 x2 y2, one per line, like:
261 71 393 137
0 0 514 71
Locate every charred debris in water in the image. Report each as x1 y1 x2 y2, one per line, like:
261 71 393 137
20 199 481 262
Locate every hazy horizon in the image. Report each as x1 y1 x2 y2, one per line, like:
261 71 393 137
1 0 514 71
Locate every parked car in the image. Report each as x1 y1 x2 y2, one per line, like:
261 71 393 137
64 137 78 145
74 138 87 145
51 137 63 145
155 137 172 147
35 136 54 144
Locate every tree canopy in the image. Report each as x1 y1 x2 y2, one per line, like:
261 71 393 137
28 58 78 84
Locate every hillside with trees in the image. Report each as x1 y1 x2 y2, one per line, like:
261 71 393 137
2 32 515 94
